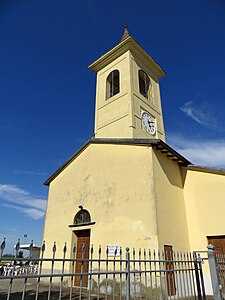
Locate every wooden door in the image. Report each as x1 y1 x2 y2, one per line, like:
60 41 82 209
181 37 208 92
207 236 225 288
164 245 176 296
74 230 90 287
207 236 225 254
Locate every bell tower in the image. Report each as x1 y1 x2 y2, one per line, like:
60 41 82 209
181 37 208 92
89 28 166 141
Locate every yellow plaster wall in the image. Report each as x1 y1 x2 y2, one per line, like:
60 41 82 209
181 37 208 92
130 53 165 141
182 168 225 251
152 150 190 251
42 143 159 260
94 52 132 138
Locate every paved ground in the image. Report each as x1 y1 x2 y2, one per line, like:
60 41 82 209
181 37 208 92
0 278 214 299
0 278 102 299
0 278 129 300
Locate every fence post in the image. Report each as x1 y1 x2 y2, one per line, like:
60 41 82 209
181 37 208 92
126 247 130 300
15 239 20 258
193 251 203 300
0 238 6 258
198 254 206 300
29 240 33 258
207 244 222 300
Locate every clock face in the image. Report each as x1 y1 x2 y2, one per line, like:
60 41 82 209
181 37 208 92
141 111 156 135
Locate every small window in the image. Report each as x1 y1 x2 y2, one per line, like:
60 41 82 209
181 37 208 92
74 209 91 225
106 70 120 99
138 69 150 99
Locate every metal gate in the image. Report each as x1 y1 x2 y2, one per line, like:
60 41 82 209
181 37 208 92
0 239 207 300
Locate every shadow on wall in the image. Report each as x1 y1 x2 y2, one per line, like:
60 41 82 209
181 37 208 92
153 149 185 188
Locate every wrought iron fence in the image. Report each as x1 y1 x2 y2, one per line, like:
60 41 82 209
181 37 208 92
0 238 205 300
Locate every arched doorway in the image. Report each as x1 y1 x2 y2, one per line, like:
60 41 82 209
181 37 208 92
73 209 92 287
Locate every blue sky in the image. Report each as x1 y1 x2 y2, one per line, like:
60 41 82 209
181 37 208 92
1 0 225 253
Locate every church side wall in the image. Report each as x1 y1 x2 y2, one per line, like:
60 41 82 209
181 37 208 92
152 150 190 251
42 143 159 261
182 168 225 250
182 168 225 294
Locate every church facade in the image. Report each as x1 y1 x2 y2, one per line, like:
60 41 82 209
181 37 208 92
42 29 225 263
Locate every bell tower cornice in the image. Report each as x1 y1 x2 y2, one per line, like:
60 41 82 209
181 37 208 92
89 36 166 79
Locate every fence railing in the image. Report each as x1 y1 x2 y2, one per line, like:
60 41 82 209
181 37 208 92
0 239 206 300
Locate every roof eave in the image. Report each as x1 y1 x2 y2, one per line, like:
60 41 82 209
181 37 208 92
44 140 92 186
187 165 225 176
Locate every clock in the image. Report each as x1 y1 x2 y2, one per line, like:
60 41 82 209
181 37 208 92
141 111 156 135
